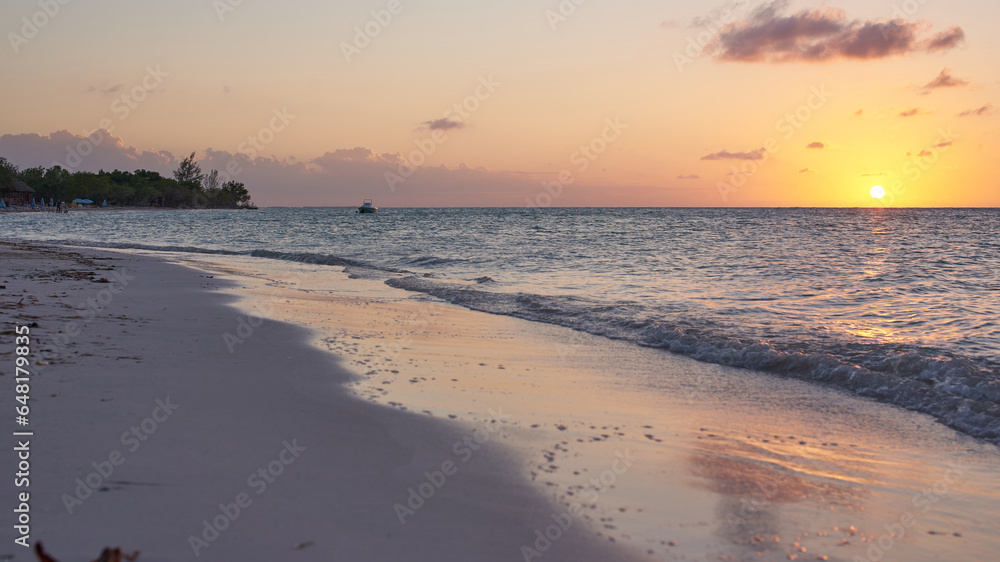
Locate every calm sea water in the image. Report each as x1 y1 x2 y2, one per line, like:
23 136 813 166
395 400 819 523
3 207 998 442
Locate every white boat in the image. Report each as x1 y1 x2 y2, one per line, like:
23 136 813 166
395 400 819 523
358 199 379 213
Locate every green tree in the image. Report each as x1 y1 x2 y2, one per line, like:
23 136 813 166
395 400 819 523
0 156 18 191
0 158 254 209
173 152 204 186
203 169 220 191
222 180 253 208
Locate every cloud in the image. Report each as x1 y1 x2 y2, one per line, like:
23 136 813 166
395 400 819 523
932 140 954 149
799 168 813 173
958 103 993 117
0 129 724 207
700 148 766 160
676 174 700 179
703 1 964 63
861 171 888 177
805 141 826 149
0 130 176 172
853 109 864 116
921 68 968 93
688 1 749 29
3 129 679 207
899 107 927 117
87 84 124 97
421 118 465 131
314 147 402 166
918 149 933 157
925 26 966 51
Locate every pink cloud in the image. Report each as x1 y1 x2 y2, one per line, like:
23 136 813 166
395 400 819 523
1 129 719 207
0 130 176 172
701 148 766 161
921 68 969 93
958 104 993 117
703 1 964 63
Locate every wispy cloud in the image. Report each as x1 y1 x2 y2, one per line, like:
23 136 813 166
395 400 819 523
861 171 888 177
957 103 993 117
676 174 700 179
899 107 928 117
703 1 964 63
420 118 465 131
805 141 826 149
700 148 765 161
87 84 124 97
799 168 814 173
921 68 968 94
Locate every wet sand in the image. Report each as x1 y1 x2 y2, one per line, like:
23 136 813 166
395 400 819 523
3 241 999 561
168 251 1000 562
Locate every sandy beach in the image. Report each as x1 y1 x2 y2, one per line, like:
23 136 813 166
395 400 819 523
3 0 997 557
0 242 635 561
3 241 1000 561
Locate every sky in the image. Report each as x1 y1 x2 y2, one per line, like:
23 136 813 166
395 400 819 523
1 0 998 207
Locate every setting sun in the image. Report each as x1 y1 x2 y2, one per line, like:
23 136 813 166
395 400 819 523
870 186 886 199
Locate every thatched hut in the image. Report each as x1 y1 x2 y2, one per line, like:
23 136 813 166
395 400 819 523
0 180 35 206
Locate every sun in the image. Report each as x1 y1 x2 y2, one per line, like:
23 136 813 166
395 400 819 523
870 185 886 199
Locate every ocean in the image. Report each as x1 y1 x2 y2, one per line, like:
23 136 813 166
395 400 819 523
3 207 998 444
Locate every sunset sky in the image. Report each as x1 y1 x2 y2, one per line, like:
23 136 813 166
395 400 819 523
2 0 997 207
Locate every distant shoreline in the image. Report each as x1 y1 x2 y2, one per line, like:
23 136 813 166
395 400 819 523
0 205 256 213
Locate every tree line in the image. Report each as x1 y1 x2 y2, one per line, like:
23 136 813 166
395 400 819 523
0 153 255 209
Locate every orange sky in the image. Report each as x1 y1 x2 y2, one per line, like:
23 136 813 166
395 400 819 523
1 0 997 206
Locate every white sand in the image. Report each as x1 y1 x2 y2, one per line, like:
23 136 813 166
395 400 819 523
0 242 635 561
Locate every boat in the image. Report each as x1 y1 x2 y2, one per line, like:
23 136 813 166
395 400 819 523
358 199 379 213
